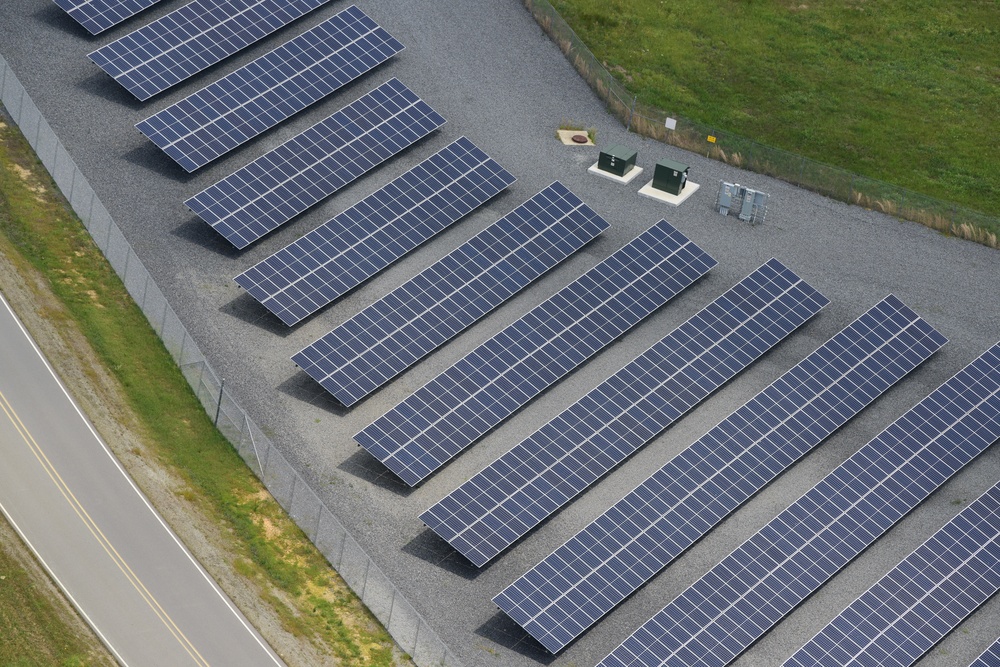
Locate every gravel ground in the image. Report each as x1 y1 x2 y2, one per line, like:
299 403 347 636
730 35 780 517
2 1 999 666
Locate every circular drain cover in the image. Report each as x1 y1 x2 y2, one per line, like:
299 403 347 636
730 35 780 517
571 134 588 144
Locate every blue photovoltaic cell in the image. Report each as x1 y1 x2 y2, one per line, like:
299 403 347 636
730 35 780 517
186 79 446 249
598 342 1000 667
53 0 166 35
235 137 515 326
292 182 609 407
356 220 718 487
970 637 1000 667
785 481 1000 667
496 295 947 653
421 259 830 568
89 0 334 100
136 6 403 172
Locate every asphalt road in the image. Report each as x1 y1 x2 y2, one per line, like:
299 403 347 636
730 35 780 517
0 292 284 667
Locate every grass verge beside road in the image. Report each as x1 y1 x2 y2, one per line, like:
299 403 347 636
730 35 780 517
549 0 1000 218
0 514 114 667
0 111 410 666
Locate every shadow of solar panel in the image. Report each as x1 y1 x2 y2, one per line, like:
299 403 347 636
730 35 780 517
356 220 718 487
292 182 609 407
235 137 515 325
598 342 1000 667
971 637 1000 667
421 259 830 568
186 79 446 249
495 295 947 653
785 481 1000 667
54 0 166 34
137 6 403 172
88 0 334 100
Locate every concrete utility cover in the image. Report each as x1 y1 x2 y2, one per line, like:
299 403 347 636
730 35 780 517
557 129 595 145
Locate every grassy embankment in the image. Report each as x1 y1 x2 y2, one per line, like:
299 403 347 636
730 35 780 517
549 0 1000 230
0 110 409 667
0 514 113 667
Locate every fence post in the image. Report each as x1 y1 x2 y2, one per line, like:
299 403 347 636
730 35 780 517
214 378 225 426
625 94 636 133
1 53 463 667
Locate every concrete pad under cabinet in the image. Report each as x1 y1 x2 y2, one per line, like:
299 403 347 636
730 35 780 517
638 180 700 206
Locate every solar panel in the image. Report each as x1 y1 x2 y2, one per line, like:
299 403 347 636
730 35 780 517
292 182 610 407
355 220 718 487
495 295 947 653
970 637 1000 667
186 78 446 249
88 0 335 101
597 342 1000 667
235 137 515 326
53 0 166 35
136 7 403 172
421 259 830 568
785 481 1000 667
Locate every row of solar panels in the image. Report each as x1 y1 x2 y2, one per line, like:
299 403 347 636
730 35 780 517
58 1 1000 663
288 142 1000 664
297 182 999 663
81 2 416 189
392 269 997 665
324 184 999 665
597 343 1000 666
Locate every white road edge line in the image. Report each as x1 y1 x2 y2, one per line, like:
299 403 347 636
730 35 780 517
0 498 130 667
0 291 284 666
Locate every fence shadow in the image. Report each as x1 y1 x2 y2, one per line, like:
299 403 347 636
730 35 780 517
0 55 464 667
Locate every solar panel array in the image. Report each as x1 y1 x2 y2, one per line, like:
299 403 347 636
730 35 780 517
356 220 718 487
597 342 1000 667
186 78 446 249
785 481 1000 667
421 259 830 568
235 137 515 326
136 7 403 172
496 295 947 653
89 0 334 100
292 182 609 407
970 637 1000 667
54 0 166 34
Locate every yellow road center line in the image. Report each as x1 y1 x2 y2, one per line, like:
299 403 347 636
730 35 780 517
0 389 209 667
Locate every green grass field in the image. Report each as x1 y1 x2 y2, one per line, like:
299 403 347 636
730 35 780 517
550 0 1000 216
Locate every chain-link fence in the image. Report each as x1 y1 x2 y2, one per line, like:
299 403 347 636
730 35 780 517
523 0 999 249
0 53 460 667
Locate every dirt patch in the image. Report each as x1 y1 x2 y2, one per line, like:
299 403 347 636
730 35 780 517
7 161 46 199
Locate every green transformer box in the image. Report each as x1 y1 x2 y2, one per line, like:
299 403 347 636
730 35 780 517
597 144 637 177
652 158 689 195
